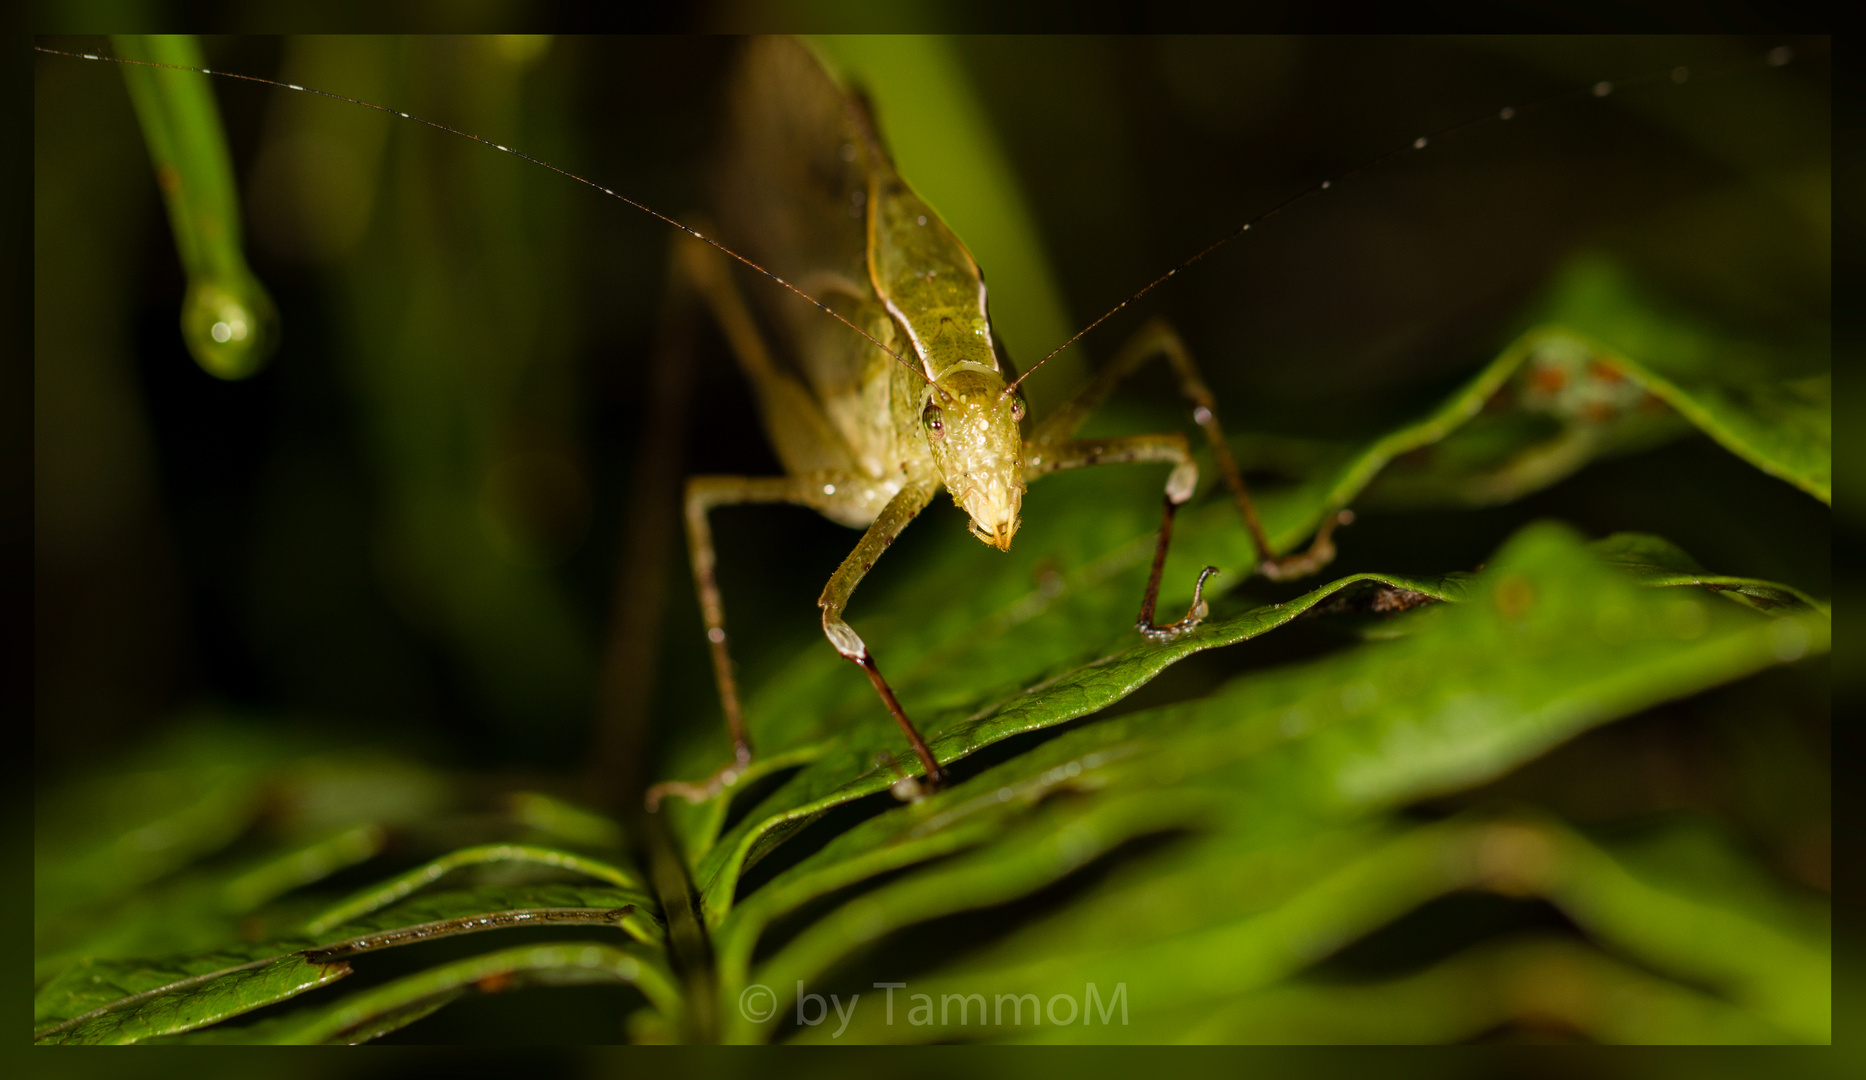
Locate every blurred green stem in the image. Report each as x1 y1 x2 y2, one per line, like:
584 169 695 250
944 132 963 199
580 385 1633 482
114 34 277 379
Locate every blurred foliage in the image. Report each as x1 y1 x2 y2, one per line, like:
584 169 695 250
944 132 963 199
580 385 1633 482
32 35 1827 1045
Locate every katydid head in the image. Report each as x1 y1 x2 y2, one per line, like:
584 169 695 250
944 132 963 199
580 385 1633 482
922 364 1026 551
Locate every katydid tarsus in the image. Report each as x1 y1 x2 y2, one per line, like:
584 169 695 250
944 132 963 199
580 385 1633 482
35 36 1813 812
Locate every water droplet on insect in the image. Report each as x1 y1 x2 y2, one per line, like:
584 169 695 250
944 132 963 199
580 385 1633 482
1671 66 1689 84
1593 81 1613 97
824 483 836 495
211 321 232 343
916 215 927 226
1767 46 1793 67
1193 406 1212 425
1320 180 1331 189
1413 136 1427 149
708 627 726 644
1499 106 1515 120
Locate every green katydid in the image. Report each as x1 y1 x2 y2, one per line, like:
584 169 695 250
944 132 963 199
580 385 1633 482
643 37 1341 807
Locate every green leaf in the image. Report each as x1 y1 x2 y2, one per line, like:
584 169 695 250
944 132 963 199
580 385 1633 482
35 720 457 978
35 881 657 1042
696 516 1825 927
301 843 644 934
708 522 1826 1040
35 720 303 925
35 825 386 985
1526 257 1829 504
310 882 661 951
1225 257 1829 518
808 816 1826 1044
693 568 1468 920
148 943 680 1044
1562 823 1831 1042
1590 532 1826 613
36 953 350 1044
1012 938 1802 1044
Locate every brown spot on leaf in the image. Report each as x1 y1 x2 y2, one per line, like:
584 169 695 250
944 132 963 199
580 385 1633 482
476 970 513 994
1529 365 1567 392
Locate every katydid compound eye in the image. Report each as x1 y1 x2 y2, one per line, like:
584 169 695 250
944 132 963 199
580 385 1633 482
922 403 944 436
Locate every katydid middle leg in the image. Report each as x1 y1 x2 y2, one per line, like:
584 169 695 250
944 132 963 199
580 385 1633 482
1024 318 1351 644
1030 317 1349 584
1023 431 1218 638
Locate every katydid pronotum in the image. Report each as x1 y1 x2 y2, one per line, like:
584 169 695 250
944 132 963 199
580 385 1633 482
40 31 1821 813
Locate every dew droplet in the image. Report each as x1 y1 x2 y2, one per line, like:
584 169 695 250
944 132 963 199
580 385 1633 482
1767 46 1793 67
707 627 726 644
1499 106 1515 120
916 215 927 226
1593 81 1613 97
823 483 836 495
1320 180 1331 189
1413 136 1427 149
182 275 278 380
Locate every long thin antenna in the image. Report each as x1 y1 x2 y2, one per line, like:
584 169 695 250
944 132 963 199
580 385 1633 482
34 43 934 387
1003 44 1799 399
